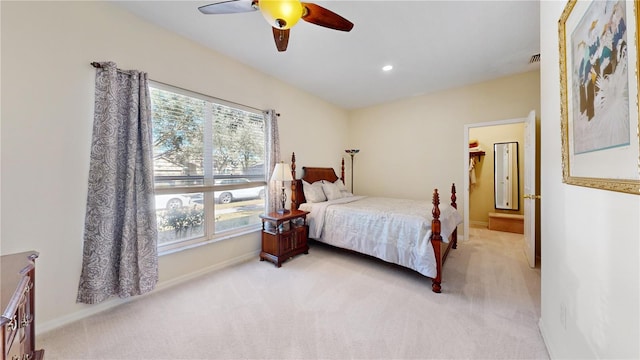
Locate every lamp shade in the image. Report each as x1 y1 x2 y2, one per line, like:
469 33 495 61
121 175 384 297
259 0 303 30
270 162 294 182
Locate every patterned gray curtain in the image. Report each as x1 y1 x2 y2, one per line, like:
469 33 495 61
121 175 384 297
77 61 158 304
264 110 281 213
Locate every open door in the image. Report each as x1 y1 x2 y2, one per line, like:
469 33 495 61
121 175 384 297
523 110 538 268
464 111 538 264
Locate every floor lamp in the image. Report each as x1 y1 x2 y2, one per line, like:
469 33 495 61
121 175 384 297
344 149 359 193
270 161 293 214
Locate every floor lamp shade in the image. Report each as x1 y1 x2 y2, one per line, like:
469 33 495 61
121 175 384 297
270 162 293 213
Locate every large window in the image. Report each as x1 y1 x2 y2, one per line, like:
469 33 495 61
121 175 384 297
150 82 266 253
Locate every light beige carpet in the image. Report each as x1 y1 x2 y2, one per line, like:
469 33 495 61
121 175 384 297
38 227 548 359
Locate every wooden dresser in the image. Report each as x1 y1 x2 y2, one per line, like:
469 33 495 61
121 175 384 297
1 251 44 360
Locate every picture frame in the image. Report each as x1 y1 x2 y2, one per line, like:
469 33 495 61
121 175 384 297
559 0 640 194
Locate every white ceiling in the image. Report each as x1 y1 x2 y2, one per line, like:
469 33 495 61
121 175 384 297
114 1 540 110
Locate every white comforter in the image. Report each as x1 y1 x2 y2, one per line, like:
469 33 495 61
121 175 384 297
299 196 462 278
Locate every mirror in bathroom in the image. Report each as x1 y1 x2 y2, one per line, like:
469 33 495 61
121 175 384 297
494 142 519 210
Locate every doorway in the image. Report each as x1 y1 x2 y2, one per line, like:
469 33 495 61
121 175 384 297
463 112 538 267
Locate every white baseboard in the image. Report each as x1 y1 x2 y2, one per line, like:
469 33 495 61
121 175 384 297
538 317 556 359
37 250 260 335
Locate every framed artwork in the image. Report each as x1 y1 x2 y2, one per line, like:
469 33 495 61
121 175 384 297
559 0 640 194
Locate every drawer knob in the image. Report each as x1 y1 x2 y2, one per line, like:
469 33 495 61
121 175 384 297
7 315 18 331
21 313 33 328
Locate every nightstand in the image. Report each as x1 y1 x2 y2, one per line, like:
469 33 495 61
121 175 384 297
259 210 309 267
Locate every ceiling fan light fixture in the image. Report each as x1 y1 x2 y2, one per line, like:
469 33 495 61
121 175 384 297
259 0 303 29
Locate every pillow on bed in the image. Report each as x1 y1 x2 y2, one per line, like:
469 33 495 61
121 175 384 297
302 180 327 203
321 181 344 200
325 179 353 198
333 180 353 197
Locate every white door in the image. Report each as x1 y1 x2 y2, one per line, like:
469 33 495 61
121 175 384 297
523 110 537 268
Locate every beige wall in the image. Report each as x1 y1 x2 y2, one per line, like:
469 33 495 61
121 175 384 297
348 70 540 236
540 2 639 358
8 5 633 359
469 123 525 226
1 1 348 331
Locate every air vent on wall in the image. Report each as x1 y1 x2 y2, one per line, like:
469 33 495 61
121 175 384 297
529 53 540 63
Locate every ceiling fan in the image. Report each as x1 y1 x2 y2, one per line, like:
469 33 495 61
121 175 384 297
198 0 354 52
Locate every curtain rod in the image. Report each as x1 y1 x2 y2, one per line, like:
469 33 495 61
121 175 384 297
90 62 137 76
90 62 279 116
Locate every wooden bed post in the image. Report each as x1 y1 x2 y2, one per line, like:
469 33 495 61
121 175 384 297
431 189 443 293
451 183 458 249
291 152 297 179
451 183 457 209
290 152 298 210
341 157 345 184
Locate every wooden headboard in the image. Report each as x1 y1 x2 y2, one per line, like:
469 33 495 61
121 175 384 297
290 152 344 210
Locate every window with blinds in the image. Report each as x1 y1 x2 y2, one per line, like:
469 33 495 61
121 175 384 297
149 82 266 253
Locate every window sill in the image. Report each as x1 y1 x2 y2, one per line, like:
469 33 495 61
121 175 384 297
158 226 261 257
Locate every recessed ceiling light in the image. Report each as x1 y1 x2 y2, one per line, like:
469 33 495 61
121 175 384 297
382 65 393 72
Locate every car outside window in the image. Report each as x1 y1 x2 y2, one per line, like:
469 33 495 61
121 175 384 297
213 178 266 204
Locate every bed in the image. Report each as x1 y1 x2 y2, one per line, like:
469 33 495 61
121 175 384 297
288 153 462 293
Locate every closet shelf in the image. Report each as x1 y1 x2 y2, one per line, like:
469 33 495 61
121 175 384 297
470 150 485 161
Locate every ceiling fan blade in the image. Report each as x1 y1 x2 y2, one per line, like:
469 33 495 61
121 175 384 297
272 27 290 52
198 0 257 14
301 3 353 32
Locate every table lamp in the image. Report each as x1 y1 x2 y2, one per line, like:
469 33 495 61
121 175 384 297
270 161 294 214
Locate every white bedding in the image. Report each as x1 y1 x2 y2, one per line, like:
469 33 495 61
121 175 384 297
299 196 462 278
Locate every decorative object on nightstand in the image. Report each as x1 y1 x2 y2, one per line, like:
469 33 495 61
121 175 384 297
271 161 294 214
344 149 360 193
259 210 309 267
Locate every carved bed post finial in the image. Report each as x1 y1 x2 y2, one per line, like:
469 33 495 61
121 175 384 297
341 157 345 184
451 183 457 209
291 152 296 179
431 188 443 293
290 152 297 210
432 189 441 220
